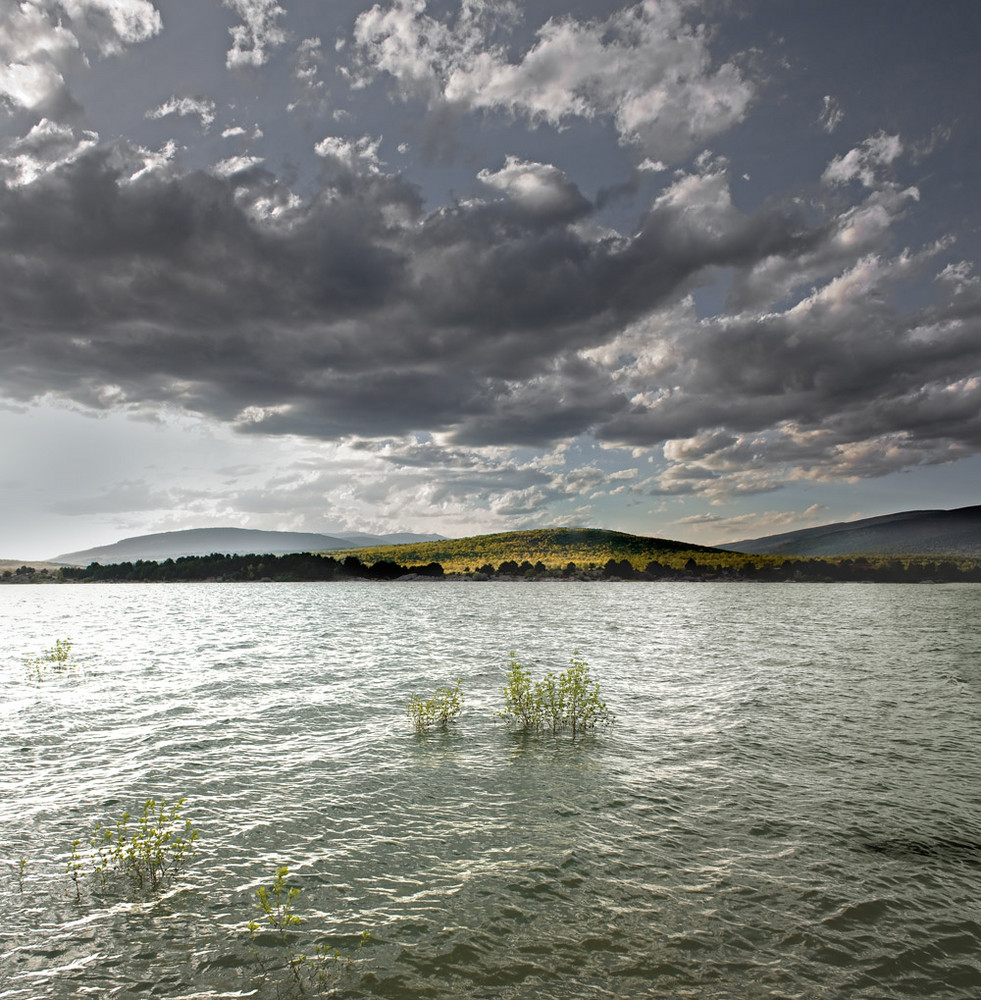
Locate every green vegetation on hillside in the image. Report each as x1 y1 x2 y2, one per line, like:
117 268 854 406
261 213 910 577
4 527 981 584
322 526 981 580
320 527 721 574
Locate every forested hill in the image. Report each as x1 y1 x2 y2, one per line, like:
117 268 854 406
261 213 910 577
320 527 722 574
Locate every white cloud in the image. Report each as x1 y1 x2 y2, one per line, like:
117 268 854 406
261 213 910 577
637 158 667 173
937 260 980 294
822 131 903 187
354 0 754 161
223 0 287 69
817 95 843 133
146 95 216 129
0 4 78 111
119 137 177 182
477 155 585 218
0 0 161 112
58 0 161 53
212 153 265 177
0 118 97 186
314 134 384 173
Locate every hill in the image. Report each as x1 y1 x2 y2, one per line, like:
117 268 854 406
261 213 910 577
320 526 723 574
720 505 981 557
50 527 444 565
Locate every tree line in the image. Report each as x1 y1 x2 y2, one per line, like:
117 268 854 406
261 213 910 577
4 552 979 584
49 552 445 583
470 556 981 583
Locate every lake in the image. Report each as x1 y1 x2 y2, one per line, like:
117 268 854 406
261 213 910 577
1 581 980 998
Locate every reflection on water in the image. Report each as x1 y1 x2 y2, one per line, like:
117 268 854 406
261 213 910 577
1 581 980 998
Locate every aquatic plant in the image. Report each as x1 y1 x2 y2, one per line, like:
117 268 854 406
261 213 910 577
500 653 540 730
560 652 614 735
500 651 614 735
24 637 78 681
247 865 370 994
86 797 198 893
67 840 84 902
248 866 306 986
407 679 464 730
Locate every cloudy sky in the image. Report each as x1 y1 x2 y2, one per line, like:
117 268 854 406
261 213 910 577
1 0 979 558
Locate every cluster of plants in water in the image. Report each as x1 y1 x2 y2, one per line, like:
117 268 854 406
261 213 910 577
67 797 198 899
24 637 79 681
407 678 464 730
499 651 614 734
408 651 614 736
24 640 610 994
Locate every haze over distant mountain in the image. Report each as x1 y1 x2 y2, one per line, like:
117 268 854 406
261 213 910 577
720 506 981 557
50 528 446 565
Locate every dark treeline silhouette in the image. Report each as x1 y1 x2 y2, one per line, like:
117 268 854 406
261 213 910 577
4 553 980 585
473 556 981 584
52 552 445 583
603 556 981 584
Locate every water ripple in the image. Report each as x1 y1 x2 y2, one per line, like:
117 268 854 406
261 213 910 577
1 582 980 998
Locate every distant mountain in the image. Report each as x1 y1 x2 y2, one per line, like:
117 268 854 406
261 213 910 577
720 505 981 557
50 527 446 565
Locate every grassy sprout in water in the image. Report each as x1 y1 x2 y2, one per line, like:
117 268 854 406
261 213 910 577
501 651 615 735
78 798 198 895
247 865 370 995
24 637 79 681
407 679 464 731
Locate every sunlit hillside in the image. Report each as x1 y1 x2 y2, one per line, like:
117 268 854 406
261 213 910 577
320 527 725 574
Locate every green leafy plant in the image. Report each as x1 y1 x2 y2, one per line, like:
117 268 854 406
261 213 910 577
86 797 198 893
500 653 541 731
247 866 370 995
560 652 614 735
248 866 306 986
500 651 614 735
407 679 464 731
24 638 78 681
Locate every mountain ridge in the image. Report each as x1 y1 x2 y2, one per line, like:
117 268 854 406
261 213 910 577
720 505 981 557
49 527 446 565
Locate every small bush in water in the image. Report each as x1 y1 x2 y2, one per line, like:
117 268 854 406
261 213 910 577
407 679 464 730
247 865 370 993
85 797 198 893
501 651 614 735
24 637 78 681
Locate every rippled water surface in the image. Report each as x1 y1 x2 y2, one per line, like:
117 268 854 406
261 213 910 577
2 581 980 999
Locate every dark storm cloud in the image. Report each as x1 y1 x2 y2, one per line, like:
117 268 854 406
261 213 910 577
2 123 980 491
596 248 981 466
0 139 815 445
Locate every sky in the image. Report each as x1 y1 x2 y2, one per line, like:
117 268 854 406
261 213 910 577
1 0 980 559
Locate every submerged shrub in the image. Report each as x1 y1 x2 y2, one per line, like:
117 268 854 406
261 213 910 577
500 653 540 731
24 638 78 681
85 797 198 893
500 651 614 735
247 865 370 993
407 679 464 730
559 652 615 735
